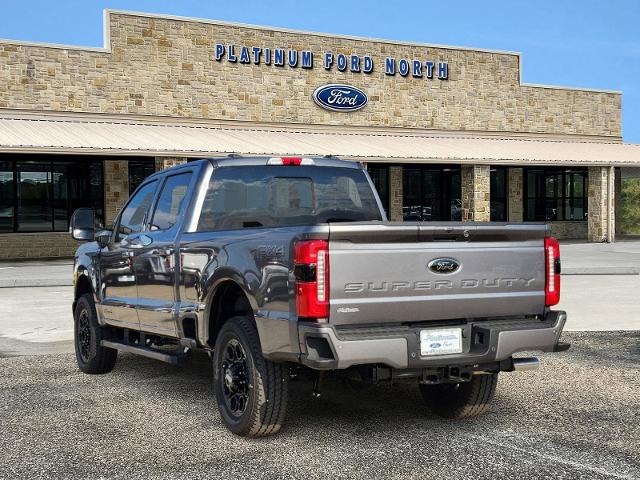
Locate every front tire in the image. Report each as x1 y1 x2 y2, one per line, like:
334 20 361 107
74 293 117 374
213 316 288 437
419 373 498 419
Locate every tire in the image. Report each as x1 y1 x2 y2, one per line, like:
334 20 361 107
73 293 117 374
213 316 288 437
419 373 498 419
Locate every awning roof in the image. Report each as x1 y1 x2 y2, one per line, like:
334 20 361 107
0 112 639 166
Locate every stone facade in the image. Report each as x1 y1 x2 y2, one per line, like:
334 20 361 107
104 160 130 226
549 221 588 240
461 165 490 222
0 11 621 138
388 166 403 221
155 156 188 170
507 167 523 222
587 166 615 242
0 233 79 259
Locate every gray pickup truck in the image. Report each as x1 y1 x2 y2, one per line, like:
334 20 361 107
70 156 568 437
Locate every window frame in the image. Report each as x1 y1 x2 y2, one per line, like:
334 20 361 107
490 166 508 221
0 156 105 233
147 171 194 233
523 167 588 222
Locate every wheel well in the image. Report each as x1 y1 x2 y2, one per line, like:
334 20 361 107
208 281 253 347
75 274 93 301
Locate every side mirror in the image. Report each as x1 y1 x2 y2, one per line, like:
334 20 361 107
70 208 95 241
95 230 112 249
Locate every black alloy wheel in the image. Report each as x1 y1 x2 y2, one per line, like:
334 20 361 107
220 338 249 417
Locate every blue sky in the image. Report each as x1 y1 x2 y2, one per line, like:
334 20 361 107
1 0 638 142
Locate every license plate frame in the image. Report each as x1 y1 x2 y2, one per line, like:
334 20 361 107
419 328 463 356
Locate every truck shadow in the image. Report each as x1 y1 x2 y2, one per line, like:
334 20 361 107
109 352 499 436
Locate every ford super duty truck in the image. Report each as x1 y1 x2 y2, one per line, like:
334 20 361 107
70 156 569 437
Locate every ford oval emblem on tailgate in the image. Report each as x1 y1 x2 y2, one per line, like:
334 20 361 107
428 257 460 274
312 84 368 112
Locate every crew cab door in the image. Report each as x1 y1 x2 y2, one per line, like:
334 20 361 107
99 179 158 329
133 170 194 337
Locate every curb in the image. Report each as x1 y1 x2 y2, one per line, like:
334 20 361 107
0 280 73 288
562 267 640 275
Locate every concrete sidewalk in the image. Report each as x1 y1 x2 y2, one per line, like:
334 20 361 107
0 259 72 287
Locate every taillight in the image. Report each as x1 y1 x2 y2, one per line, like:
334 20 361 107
294 240 329 320
544 236 561 306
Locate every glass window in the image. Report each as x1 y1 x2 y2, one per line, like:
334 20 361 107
366 165 389 218
402 166 460 221
149 173 192 231
128 159 156 195
197 166 381 231
0 156 105 232
117 180 157 240
0 161 14 232
524 168 587 221
17 162 52 232
490 167 508 221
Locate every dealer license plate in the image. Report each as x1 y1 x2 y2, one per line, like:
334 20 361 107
420 328 463 356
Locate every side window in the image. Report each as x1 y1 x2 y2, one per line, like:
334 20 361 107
116 180 157 241
149 172 192 231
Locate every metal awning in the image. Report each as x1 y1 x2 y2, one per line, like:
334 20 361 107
0 112 639 166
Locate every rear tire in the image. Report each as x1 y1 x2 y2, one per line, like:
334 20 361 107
419 373 498 419
213 316 288 437
74 293 117 374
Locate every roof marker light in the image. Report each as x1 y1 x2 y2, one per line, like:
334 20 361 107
267 157 315 166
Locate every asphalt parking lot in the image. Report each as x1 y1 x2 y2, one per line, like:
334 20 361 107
1 331 638 480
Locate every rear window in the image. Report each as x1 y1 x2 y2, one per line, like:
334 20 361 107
197 166 382 231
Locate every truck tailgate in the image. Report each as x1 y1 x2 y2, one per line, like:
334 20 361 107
328 223 547 326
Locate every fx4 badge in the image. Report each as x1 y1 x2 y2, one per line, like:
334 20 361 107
428 257 460 274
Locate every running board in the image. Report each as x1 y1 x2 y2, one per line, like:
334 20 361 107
101 340 190 365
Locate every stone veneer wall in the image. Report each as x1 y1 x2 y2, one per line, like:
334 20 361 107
104 160 130 226
461 165 490 221
155 156 188 171
507 167 523 222
0 12 621 137
0 233 79 260
388 166 403 221
587 166 614 242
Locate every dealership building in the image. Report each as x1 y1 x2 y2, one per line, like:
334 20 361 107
0 10 639 259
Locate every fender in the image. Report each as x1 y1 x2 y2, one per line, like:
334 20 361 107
197 266 260 346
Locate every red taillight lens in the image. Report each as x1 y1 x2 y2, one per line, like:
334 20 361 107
544 236 561 306
294 240 329 320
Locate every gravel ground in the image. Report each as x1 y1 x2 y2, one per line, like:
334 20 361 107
1 331 638 480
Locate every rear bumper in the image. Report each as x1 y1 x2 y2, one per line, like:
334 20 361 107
298 311 567 370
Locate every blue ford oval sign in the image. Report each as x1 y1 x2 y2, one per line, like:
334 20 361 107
312 84 368 112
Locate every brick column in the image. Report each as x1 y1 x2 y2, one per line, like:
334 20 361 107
388 165 403 221
588 166 615 242
155 156 188 171
104 160 129 226
461 165 490 222
508 167 523 222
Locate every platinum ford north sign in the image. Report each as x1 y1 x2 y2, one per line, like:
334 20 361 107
313 84 368 112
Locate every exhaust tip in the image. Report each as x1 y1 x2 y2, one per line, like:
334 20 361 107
512 357 540 372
